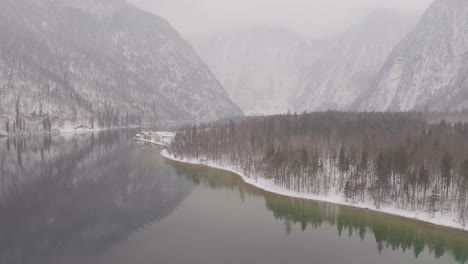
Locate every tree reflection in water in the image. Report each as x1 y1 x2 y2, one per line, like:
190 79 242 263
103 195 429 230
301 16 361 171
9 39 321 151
0 130 193 264
172 162 468 264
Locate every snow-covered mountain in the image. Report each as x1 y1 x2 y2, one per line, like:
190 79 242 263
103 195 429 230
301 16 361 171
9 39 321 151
191 28 307 115
0 0 242 132
192 10 417 114
294 9 419 112
360 0 468 111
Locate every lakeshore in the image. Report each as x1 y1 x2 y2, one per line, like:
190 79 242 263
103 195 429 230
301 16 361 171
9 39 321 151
160 148 468 233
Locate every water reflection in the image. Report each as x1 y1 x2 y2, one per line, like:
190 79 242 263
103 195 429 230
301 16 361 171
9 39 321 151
0 131 193 264
2 133 467 264
172 162 468 264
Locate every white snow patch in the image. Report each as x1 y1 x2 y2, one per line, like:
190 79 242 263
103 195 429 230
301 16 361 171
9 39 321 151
135 131 175 146
161 149 468 232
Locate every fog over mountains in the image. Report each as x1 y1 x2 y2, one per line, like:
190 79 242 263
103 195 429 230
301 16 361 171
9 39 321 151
361 0 468 111
0 0 467 134
192 10 419 114
192 9 418 114
191 28 307 115
294 9 419 112
0 0 241 132
193 0 468 114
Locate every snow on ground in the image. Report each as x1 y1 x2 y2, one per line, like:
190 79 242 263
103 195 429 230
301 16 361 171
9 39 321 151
160 149 468 232
60 125 141 135
60 126 139 134
60 127 109 134
134 131 175 146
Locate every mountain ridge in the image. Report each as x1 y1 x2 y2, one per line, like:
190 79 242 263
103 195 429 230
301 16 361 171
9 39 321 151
359 0 468 111
0 0 242 133
191 9 419 114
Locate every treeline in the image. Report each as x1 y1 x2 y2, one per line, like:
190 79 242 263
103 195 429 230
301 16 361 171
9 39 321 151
5 97 28 134
169 112 468 225
94 102 142 129
175 156 468 263
2 96 142 135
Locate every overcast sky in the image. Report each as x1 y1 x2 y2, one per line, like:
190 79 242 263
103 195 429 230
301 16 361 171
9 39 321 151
128 0 433 38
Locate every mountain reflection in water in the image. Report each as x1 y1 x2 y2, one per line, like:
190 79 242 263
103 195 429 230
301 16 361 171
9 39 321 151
1 131 468 264
0 130 193 264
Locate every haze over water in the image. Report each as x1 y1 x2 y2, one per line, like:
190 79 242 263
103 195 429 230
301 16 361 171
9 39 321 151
0 131 466 264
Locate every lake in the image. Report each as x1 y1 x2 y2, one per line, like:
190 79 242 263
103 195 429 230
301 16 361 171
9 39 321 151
0 130 467 264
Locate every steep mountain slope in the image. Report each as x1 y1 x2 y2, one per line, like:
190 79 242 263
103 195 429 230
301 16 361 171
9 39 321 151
295 9 418 112
192 10 417 114
0 0 242 133
191 28 307 115
360 0 468 111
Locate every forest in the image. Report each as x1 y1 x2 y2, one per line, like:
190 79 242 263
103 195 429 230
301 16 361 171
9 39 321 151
169 112 468 225
2 96 142 135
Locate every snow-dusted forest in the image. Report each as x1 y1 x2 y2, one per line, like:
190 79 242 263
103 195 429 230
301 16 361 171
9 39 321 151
168 112 468 229
0 0 241 135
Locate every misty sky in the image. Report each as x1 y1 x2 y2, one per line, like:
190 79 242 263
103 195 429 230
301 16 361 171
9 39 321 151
129 0 433 38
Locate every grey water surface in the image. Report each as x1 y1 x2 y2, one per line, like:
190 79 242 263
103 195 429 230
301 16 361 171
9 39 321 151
0 131 466 264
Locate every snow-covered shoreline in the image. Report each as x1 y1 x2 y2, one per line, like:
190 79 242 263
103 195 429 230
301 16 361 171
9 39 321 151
60 125 141 134
160 149 468 232
134 131 175 146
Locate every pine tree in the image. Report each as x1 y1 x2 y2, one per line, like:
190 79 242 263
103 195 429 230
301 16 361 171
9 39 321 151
459 160 468 225
394 146 408 175
376 151 388 187
359 147 369 172
374 151 388 208
311 150 319 176
344 180 352 201
300 146 308 169
418 165 430 208
338 146 347 173
428 186 440 218
440 153 453 200
264 143 275 161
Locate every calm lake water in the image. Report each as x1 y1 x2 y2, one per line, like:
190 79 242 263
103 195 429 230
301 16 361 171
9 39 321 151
1 130 468 264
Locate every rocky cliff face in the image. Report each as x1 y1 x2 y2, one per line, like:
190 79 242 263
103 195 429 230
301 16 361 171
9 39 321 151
192 10 417 114
294 9 418 112
0 0 242 133
360 0 468 111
